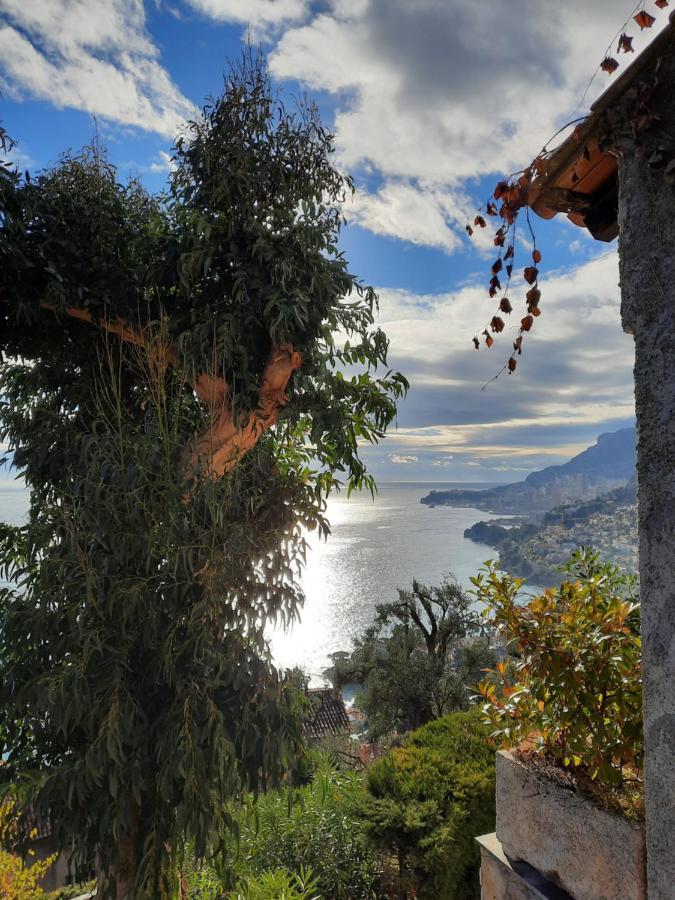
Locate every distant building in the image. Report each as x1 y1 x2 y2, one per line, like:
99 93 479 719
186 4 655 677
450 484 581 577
357 742 385 767
17 809 94 894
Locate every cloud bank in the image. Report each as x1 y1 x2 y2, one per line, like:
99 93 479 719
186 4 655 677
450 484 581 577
363 251 635 477
269 0 665 251
0 0 195 136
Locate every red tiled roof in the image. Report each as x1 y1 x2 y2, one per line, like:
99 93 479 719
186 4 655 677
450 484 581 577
302 688 350 740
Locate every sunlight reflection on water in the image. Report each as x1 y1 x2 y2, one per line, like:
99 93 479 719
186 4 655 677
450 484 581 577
268 482 510 682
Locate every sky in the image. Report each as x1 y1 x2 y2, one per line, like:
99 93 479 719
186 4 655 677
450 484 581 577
0 0 662 484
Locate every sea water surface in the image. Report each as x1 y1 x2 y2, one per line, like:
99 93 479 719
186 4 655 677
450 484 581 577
0 482 508 682
268 482 509 680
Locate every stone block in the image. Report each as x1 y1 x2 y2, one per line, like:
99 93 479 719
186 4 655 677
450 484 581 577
477 833 572 900
495 750 646 900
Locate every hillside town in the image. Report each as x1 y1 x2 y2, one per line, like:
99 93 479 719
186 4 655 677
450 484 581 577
498 499 638 585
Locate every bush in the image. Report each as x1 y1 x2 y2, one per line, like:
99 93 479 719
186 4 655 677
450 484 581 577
362 708 495 900
45 884 96 900
215 766 382 899
0 848 54 900
476 549 643 789
228 867 319 899
0 799 56 900
330 578 494 739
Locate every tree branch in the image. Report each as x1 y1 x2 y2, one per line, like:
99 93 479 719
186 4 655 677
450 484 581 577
56 305 152 353
182 343 302 479
41 304 302 479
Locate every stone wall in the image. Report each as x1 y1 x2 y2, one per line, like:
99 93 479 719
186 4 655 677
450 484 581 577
617 33 675 900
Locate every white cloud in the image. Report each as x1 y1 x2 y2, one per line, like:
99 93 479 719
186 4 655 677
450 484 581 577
185 0 309 28
2 137 36 172
0 0 195 137
491 464 531 472
388 453 419 465
267 0 668 249
147 150 176 173
348 180 467 253
432 456 454 467
272 0 664 181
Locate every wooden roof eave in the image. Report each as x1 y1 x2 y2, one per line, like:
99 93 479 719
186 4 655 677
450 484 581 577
526 18 675 237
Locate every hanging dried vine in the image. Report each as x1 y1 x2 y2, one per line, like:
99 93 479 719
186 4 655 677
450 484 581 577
466 0 671 382
467 169 543 381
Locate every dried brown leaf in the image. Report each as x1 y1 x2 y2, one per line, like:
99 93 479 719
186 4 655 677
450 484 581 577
618 33 634 53
494 181 509 200
634 11 655 29
601 56 619 75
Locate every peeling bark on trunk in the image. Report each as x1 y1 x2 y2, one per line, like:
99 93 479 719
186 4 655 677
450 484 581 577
43 304 301 479
96 805 138 900
182 343 302 479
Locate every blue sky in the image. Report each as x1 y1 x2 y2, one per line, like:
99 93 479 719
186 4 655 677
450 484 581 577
1 0 660 483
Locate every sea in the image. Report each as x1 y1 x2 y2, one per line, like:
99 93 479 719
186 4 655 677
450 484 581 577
0 482 512 684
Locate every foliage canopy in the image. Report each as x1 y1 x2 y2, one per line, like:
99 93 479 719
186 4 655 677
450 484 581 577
362 708 495 900
476 549 643 789
331 578 493 737
0 53 406 897
215 764 382 899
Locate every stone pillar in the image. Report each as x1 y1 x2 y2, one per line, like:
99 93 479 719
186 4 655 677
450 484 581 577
618 45 675 900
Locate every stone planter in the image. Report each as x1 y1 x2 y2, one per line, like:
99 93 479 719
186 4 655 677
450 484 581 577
494 750 646 900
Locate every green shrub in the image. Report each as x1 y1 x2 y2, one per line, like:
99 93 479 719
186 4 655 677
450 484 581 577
176 853 222 899
362 708 495 900
475 549 643 788
228 867 319 899
219 766 382 899
45 884 96 900
332 579 493 739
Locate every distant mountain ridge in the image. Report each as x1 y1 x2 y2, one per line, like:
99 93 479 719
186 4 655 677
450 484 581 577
421 427 636 516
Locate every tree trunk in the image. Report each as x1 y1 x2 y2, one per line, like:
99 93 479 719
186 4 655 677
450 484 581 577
397 846 406 900
44 305 302 480
97 805 139 899
182 343 302 479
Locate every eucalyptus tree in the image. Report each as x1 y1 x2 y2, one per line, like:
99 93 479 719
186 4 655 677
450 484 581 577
0 55 406 898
